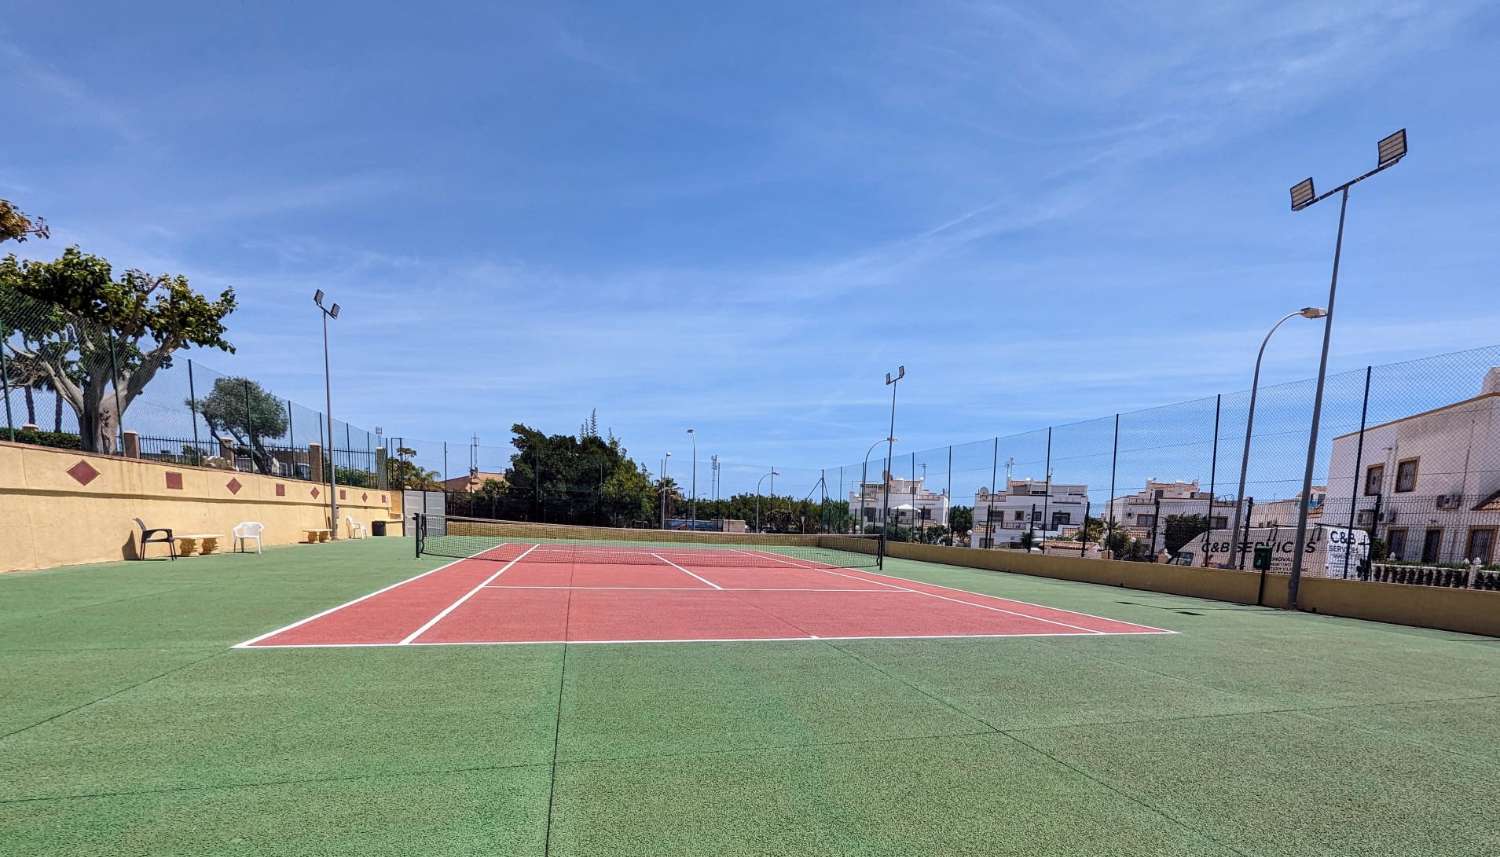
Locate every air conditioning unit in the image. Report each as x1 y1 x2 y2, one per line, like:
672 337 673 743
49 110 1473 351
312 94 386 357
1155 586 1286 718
1435 493 1463 511
1380 510 1399 523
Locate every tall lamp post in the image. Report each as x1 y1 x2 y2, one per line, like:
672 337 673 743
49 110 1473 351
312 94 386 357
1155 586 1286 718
313 290 340 538
1285 129 1407 608
860 436 896 532
1227 307 1327 568
686 428 697 529
879 366 905 566
756 467 779 533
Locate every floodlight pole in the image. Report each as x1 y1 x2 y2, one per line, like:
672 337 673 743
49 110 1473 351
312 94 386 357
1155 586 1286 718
314 292 340 538
1286 129 1405 609
1228 308 1326 569
879 366 905 567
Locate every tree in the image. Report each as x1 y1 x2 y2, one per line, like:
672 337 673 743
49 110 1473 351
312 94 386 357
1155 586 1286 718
0 200 48 244
949 505 973 536
388 446 442 490
1163 514 1210 556
188 376 288 472
0 247 235 452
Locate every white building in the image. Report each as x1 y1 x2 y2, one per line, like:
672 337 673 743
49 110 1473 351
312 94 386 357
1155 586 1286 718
1322 367 1500 565
850 472 950 531
1250 487 1326 528
1103 479 1240 551
972 478 1088 548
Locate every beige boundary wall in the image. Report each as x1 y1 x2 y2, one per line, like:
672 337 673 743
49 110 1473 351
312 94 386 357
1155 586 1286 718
0 440 399 572
816 536 1500 638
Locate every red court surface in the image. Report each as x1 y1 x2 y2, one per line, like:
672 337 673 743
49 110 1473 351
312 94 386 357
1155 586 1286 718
236 545 1173 648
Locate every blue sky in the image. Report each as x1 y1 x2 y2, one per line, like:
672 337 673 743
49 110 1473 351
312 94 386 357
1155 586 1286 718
5 1 1500 497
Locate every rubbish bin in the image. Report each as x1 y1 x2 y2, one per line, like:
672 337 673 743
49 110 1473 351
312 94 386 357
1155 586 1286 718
371 520 386 537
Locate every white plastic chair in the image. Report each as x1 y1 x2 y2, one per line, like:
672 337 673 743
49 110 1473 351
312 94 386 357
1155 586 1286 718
232 521 264 555
345 516 366 539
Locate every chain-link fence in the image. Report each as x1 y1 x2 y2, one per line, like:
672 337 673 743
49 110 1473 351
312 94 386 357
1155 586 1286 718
822 345 1500 587
3 282 382 488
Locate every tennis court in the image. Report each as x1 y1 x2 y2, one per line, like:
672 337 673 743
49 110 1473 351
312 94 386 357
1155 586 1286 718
239 530 1169 648
4 536 1498 857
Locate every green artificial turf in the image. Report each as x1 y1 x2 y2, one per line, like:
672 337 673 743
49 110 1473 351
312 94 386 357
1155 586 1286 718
2 538 1496 856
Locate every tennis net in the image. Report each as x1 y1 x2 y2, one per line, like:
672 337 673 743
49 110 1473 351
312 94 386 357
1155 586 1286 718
414 515 881 570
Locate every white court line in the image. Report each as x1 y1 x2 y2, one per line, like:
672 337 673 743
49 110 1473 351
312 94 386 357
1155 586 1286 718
733 550 1110 635
650 552 723 589
479 585 900 592
828 563 1177 634
397 544 541 645
232 543 507 649
236 628 1177 650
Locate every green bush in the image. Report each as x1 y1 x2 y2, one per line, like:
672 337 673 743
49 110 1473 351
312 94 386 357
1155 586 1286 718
8 427 82 450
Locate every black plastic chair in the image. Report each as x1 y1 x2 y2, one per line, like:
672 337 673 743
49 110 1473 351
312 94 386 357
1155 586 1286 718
135 518 177 560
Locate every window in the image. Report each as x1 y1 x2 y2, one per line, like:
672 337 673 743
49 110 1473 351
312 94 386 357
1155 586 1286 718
1211 516 1228 529
1364 464 1384 496
1153 489 1164 499
1136 514 1155 527
1052 512 1071 527
1421 528 1443 564
1395 458 1419 493
1467 528 1495 565
1013 510 1024 521
1386 528 1408 561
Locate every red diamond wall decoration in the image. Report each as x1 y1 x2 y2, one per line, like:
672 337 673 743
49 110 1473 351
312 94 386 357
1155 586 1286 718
381 494 387 503
226 477 242 495
275 483 285 497
311 487 320 498
339 489 346 500
165 472 184 490
67 460 100 486
361 492 368 502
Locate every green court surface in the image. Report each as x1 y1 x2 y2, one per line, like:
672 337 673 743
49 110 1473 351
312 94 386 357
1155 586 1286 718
2 538 1496 856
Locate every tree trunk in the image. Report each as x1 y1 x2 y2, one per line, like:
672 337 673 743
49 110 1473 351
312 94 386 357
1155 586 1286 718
23 385 35 426
53 390 62 432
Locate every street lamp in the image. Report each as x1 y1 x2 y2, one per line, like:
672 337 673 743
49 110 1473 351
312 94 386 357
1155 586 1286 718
686 428 697 529
1285 129 1407 609
1227 307 1327 571
879 366 905 566
313 290 340 538
756 467 780 533
860 436 896 532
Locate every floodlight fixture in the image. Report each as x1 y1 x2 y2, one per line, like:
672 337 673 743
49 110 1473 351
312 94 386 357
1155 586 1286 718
1377 128 1407 169
329 303 340 319
1290 178 1316 211
313 289 325 306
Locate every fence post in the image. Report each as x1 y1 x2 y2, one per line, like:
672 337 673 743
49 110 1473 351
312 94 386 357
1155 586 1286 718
1042 427 1052 539
1241 497 1254 570
1343 366 1373 579
286 399 295 462
108 331 124 454
243 379 256 472
1204 394 1220 567
946 445 952 535
443 441 448 484
988 437 998 549
184 359 200 456
1107 414 1119 553
0 327 14 442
